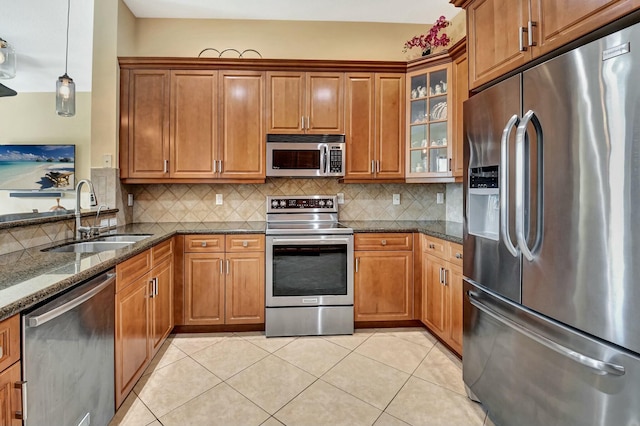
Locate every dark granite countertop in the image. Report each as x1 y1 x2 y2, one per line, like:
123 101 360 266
0 220 461 321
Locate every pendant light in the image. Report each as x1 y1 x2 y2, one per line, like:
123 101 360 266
0 38 17 79
56 0 75 117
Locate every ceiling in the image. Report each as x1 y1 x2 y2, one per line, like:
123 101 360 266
1 0 457 93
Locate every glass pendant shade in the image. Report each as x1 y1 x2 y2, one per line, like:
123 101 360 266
56 73 75 117
0 38 17 79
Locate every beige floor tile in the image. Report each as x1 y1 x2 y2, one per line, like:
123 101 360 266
321 330 374 350
274 337 350 377
413 343 466 396
275 380 381 426
159 383 270 426
355 335 430 374
374 412 411 426
261 417 285 426
134 357 221 417
170 332 232 355
191 338 270 380
143 341 187 376
379 327 439 348
146 422 161 426
322 353 409 410
385 377 485 426
227 355 316 414
237 331 298 353
109 392 156 426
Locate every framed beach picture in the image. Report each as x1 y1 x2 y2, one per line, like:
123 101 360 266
0 144 76 191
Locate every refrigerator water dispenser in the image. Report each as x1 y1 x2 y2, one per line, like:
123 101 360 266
468 166 499 241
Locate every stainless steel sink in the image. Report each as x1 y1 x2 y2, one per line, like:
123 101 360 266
44 234 152 253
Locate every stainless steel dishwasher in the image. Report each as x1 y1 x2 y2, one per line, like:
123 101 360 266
22 269 115 426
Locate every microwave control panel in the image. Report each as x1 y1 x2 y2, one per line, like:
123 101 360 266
329 146 343 173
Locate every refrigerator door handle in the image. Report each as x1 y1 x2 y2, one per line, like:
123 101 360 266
500 114 520 257
467 291 626 376
515 109 543 261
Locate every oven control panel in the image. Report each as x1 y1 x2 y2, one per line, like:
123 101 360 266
267 196 337 212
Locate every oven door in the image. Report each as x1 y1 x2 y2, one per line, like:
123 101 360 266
266 234 354 307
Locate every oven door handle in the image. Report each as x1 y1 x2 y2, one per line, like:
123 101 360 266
270 237 352 245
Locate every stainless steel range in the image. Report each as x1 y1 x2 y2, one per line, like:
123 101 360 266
265 195 354 337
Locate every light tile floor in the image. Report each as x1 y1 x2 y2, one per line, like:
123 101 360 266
110 327 494 426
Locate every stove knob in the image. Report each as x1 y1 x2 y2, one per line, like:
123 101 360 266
279 200 286 207
271 200 279 208
326 200 333 207
319 200 325 207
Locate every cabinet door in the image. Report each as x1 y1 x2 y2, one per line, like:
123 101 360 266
225 252 265 324
375 73 405 180
355 251 412 321
531 0 639 56
124 70 170 178
184 253 225 325
422 254 447 336
150 256 173 354
266 72 305 133
448 264 464 355
467 0 530 89
115 272 151 408
451 47 468 178
0 315 19 372
170 70 218 178
219 71 265 179
306 73 344 134
344 73 375 180
0 362 21 426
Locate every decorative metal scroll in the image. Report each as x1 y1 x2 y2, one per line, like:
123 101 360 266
197 48 263 58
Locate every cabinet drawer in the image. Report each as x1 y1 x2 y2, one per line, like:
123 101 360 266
355 233 413 251
422 235 447 258
447 242 463 267
184 235 225 253
152 237 174 265
117 250 152 292
226 234 265 252
0 315 20 371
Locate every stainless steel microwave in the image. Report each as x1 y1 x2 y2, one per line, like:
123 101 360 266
266 134 345 177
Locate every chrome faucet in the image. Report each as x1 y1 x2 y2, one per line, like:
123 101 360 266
75 179 98 240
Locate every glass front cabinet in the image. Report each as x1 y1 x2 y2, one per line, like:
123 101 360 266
406 62 453 181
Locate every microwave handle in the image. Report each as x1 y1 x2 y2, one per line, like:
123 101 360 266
321 145 328 174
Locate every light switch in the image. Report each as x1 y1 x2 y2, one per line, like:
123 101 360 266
216 194 223 205
337 193 345 204
392 194 401 205
103 154 112 168
437 193 445 204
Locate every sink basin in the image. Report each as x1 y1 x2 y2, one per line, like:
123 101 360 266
96 234 152 243
46 241 136 253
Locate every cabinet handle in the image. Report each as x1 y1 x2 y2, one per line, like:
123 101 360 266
449 158 452 172
201 241 207 247
439 267 444 284
226 259 230 275
455 253 463 259
163 159 169 174
155 278 159 296
15 380 27 421
355 257 359 273
371 160 375 174
519 27 528 52
528 21 537 47
242 240 248 247
220 259 224 275
213 160 217 173
218 160 223 173
376 160 380 173
443 269 448 286
381 239 387 246
429 243 435 249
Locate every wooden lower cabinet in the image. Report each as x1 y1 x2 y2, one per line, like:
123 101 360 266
0 362 22 426
184 235 265 325
354 233 413 321
115 270 152 408
421 236 463 355
151 256 174 352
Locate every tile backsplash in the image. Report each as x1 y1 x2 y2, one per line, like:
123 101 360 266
131 178 451 223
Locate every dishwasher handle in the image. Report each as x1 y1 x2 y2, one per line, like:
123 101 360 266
27 271 116 328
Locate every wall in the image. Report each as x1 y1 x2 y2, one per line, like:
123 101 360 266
131 179 446 223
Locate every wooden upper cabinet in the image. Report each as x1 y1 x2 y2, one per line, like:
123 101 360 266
121 70 170 179
267 71 344 134
531 0 640 56
219 71 265 179
451 41 468 178
170 70 218 178
375 73 405 180
345 73 375 180
467 0 530 89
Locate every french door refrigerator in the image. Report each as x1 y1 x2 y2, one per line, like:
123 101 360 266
463 17 640 426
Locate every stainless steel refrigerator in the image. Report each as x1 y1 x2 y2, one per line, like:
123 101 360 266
463 17 640 426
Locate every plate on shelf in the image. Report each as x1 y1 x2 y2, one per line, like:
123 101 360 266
431 102 447 120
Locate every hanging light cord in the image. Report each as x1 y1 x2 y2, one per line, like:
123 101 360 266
64 0 71 74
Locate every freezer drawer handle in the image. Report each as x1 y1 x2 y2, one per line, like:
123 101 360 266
27 272 116 328
467 291 626 377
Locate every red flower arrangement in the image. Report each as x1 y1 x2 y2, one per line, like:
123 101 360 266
403 16 451 55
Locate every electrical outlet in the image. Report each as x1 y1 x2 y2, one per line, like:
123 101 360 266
392 194 401 205
103 154 112 168
437 193 445 204
216 194 223 205
127 193 134 206
337 193 345 204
